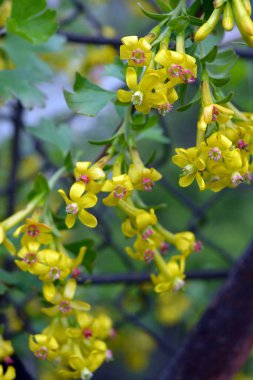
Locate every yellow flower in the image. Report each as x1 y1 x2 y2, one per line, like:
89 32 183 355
155 49 197 85
198 104 234 131
174 232 195 255
74 162 105 194
13 218 52 245
0 336 14 361
156 292 190 325
151 260 185 293
42 279 90 317
117 67 167 114
0 365 15 380
29 334 59 361
128 164 162 191
120 35 152 67
200 132 233 164
58 182 97 229
101 174 133 206
0 224 16 256
172 147 206 190
15 242 48 276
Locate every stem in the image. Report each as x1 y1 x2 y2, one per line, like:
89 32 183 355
48 167 66 189
154 249 171 280
130 148 144 168
155 224 176 244
176 32 185 53
196 129 205 146
118 200 139 218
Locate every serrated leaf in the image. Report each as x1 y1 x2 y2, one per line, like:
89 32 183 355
177 89 201 111
136 127 170 144
64 73 116 117
7 0 58 45
138 2 170 20
27 119 72 156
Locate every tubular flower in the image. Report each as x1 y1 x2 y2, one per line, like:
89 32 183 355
155 49 197 86
128 164 162 191
174 232 195 256
74 162 105 194
13 218 52 245
0 365 15 380
126 235 156 262
41 279 90 317
0 337 14 361
120 36 152 67
0 224 16 256
172 147 206 191
66 312 112 341
200 131 233 164
15 242 48 276
101 174 133 206
58 182 97 229
29 334 59 361
151 260 186 293
117 67 167 114
198 104 234 131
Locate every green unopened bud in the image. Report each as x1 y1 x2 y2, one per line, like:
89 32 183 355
145 25 161 43
232 0 253 36
243 0 252 15
195 8 222 42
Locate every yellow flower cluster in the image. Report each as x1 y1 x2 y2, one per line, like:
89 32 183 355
117 36 197 115
0 335 15 380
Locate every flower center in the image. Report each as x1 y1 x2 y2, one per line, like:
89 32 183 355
66 203 78 215
131 49 146 64
83 328 93 339
35 346 48 360
143 249 154 264
157 102 173 116
113 185 127 199
212 106 219 121
78 174 90 184
236 139 248 150
173 277 185 291
160 242 169 255
208 147 222 161
169 64 182 77
193 240 203 253
182 164 195 176
131 91 143 106
72 267 82 279
142 177 154 191
27 224 40 237
24 252 37 265
231 172 244 186
142 229 153 240
181 69 196 84
81 369 93 380
49 267 61 281
59 300 72 314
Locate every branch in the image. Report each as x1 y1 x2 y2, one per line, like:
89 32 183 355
159 239 253 380
77 269 228 285
58 31 121 46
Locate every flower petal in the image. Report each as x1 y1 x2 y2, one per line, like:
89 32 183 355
65 214 76 229
117 89 132 103
78 209 97 228
69 182 85 201
139 74 160 92
79 192 97 208
126 67 137 90
64 279 77 300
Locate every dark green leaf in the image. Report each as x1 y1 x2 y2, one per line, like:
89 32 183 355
104 57 126 81
0 269 18 285
156 0 172 12
202 0 214 19
0 283 7 295
7 0 58 44
34 173 50 195
64 152 74 172
137 2 170 20
177 83 188 105
169 16 189 32
64 73 116 117
188 0 202 16
88 134 120 146
201 45 218 63
209 75 231 87
65 239 96 274
214 90 234 104
205 123 218 139
136 127 170 144
187 15 205 26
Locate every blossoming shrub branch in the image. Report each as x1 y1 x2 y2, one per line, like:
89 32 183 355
1 0 253 378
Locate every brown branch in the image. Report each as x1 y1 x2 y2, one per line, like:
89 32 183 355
159 239 253 380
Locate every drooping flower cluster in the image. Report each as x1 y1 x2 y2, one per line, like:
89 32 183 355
173 79 253 191
117 35 197 115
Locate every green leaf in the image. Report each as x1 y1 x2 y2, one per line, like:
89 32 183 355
104 57 126 81
88 134 119 146
137 2 170 20
136 127 170 144
65 239 97 274
0 269 18 285
187 15 205 26
213 90 234 104
64 73 116 117
205 122 219 139
34 173 50 195
133 114 159 131
0 35 53 107
0 283 7 295
156 0 172 12
188 0 202 16
209 75 231 87
169 16 189 33
200 45 218 63
7 0 58 45
27 119 72 157
64 152 74 172
202 0 214 19
177 89 201 112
